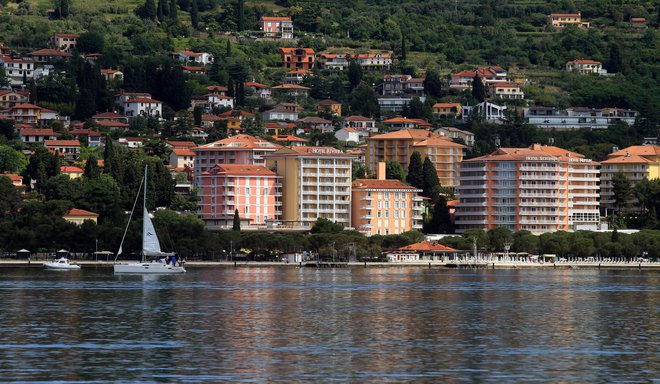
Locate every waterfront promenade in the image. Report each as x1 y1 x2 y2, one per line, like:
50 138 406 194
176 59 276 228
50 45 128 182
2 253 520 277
1 258 659 269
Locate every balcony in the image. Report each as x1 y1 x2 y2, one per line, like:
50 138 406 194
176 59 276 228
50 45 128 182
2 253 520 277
361 215 373 219
412 224 423 229
361 195 374 201
413 196 424 202
413 215 423 220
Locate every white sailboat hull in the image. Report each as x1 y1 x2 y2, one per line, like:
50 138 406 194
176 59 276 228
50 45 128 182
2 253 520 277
113 260 186 274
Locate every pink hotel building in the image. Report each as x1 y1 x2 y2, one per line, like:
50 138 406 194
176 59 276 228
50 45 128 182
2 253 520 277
192 134 280 187
199 165 282 229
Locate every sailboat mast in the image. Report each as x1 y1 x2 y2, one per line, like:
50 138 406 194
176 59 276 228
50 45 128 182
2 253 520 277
142 164 148 262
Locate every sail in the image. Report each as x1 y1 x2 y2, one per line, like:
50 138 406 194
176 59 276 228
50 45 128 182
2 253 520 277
142 207 164 256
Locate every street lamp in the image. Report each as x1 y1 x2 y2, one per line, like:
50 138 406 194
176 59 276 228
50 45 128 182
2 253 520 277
504 242 511 262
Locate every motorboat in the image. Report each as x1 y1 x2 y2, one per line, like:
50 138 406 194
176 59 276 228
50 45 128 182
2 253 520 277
43 257 81 271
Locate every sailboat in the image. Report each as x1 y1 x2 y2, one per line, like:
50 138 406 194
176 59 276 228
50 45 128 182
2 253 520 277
113 165 186 274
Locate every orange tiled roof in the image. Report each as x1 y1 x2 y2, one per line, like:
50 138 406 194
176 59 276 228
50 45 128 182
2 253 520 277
433 102 461 108
370 129 441 140
45 139 80 147
172 148 195 157
608 145 660 158
413 137 466 148
397 241 457 252
601 154 652 164
279 47 315 55
272 134 307 142
29 49 72 57
0 173 22 182
96 119 128 127
60 166 83 173
167 140 197 148
195 134 281 150
93 112 125 119
382 117 431 126
272 84 310 90
353 179 418 190
65 208 98 217
261 16 292 21
211 164 278 177
20 128 60 136
568 59 601 65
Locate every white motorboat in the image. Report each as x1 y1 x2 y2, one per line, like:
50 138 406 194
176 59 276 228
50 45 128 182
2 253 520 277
114 165 186 274
44 257 81 271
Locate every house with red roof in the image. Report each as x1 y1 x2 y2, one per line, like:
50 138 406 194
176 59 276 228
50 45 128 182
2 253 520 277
565 59 606 75
343 115 377 133
123 97 162 118
63 208 99 225
0 56 34 86
318 53 350 70
259 16 293 39
19 127 61 143
60 166 84 179
182 65 207 75
272 83 310 98
45 139 81 159
100 69 123 82
271 134 307 146
93 111 128 124
50 33 80 52
549 12 589 28
279 47 315 69
177 50 214 65
244 81 271 99
284 69 313 84
169 147 195 169
381 116 432 131
264 121 297 135
432 102 462 118
69 128 102 147
28 49 72 63
384 241 460 262
356 53 392 71
0 173 24 188
0 90 30 110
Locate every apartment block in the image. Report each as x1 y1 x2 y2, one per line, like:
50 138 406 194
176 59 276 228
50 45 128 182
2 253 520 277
199 165 282 230
192 134 281 187
600 145 660 212
366 129 465 190
455 144 600 234
265 146 355 228
352 163 424 235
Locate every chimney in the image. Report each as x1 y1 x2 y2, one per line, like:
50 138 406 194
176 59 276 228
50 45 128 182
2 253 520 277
377 162 386 180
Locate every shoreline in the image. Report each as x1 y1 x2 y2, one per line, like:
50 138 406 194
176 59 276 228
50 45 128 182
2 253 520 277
1 260 659 270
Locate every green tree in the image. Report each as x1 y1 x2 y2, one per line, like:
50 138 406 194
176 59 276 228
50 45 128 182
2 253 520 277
406 151 423 189
169 0 178 21
424 195 452 234
352 163 365 180
84 154 100 179
422 157 441 202
0 176 20 219
144 0 157 20
611 172 631 213
385 160 405 181
77 32 105 54
349 83 379 118
472 76 486 102
56 0 70 19
487 227 513 251
512 230 539 253
347 60 362 91
0 66 9 88
0 145 27 173
311 217 343 233
233 208 241 231
423 69 444 98
400 30 407 60
191 0 199 29
236 0 245 31
607 43 624 73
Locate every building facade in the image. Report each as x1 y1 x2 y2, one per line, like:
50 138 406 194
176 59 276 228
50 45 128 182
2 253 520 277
259 16 294 39
366 129 465 190
455 144 600 234
192 134 280 187
600 145 660 212
265 146 355 228
199 165 282 229
351 163 424 235
279 48 315 69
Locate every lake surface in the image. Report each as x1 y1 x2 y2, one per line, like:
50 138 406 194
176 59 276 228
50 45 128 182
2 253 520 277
0 267 657 383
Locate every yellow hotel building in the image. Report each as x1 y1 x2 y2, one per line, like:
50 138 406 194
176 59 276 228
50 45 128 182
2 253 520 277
456 144 600 234
352 163 424 235
265 146 355 228
600 145 660 212
366 129 465 190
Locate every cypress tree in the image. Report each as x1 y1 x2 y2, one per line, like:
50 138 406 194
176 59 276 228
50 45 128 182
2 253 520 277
236 0 244 31
226 39 232 57
157 0 165 21
84 154 100 179
227 78 234 97
422 157 441 203
472 76 486 102
407 151 424 188
400 30 407 60
144 0 157 20
169 0 178 21
103 135 115 177
191 0 199 29
233 209 241 231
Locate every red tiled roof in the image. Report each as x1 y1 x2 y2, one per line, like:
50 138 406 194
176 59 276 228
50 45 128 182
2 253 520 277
44 139 80 147
397 241 457 252
20 128 60 136
568 59 601 65
261 16 292 21
126 98 162 103
65 208 99 217
61 166 83 173
172 148 195 156
180 50 203 57
54 33 80 38
272 134 306 142
244 81 270 89
272 84 311 90
93 112 126 119
0 173 22 182
96 119 128 127
29 49 72 57
279 47 315 55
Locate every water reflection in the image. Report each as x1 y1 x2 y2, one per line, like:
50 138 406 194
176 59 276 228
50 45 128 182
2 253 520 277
0 267 657 382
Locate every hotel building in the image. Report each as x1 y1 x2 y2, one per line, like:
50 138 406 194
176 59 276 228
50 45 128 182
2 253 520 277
455 144 600 234
199 165 282 230
192 134 280 187
600 145 660 212
265 146 355 228
352 163 424 235
366 129 465 190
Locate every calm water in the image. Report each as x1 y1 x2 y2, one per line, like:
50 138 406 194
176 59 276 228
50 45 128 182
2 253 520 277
0 267 657 383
